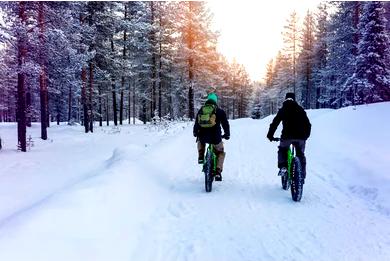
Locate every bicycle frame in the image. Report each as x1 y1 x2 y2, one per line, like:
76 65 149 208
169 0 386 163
274 138 304 201
205 144 217 173
286 145 295 180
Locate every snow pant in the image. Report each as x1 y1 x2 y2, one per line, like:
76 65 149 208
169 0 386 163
278 139 306 178
198 141 226 172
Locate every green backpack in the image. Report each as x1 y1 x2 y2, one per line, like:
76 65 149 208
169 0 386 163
198 104 217 128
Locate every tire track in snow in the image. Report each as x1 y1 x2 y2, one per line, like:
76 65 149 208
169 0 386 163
129 119 390 261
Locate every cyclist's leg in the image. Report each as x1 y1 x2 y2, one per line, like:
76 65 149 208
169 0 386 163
293 140 306 178
197 141 206 163
278 139 292 169
213 141 225 173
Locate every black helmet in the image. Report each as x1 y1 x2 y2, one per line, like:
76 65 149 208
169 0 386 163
285 92 295 101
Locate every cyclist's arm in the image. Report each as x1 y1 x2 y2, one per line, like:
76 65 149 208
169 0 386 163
267 108 283 138
303 111 311 139
193 111 200 137
220 109 230 137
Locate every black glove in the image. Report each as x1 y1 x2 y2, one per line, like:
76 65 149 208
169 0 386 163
267 134 273 142
193 132 197 138
222 134 230 140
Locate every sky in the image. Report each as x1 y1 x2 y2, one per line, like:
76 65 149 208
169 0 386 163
207 0 323 82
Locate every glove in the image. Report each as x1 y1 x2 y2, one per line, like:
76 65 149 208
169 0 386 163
222 134 230 140
267 134 273 142
193 132 197 138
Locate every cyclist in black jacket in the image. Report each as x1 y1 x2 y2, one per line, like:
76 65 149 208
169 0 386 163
267 92 311 177
194 93 230 181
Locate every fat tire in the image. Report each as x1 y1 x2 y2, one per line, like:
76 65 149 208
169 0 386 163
291 157 303 202
204 151 213 192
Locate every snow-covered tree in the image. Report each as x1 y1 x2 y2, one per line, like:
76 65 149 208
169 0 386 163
345 1 390 104
297 10 315 109
282 11 299 94
321 2 359 107
176 1 219 120
312 2 329 108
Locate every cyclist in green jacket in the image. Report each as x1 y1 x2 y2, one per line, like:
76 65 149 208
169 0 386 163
193 93 230 181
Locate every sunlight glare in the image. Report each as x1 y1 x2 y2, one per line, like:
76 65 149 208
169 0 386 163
207 0 323 82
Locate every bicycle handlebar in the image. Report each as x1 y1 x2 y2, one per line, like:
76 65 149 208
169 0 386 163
272 137 281 142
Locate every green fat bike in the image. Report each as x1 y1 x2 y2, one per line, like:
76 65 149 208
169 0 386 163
273 138 304 202
202 143 217 193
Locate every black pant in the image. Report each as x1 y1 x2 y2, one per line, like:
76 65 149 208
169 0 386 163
278 139 306 177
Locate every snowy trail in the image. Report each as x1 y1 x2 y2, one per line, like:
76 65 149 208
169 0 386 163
129 119 390 261
0 104 389 260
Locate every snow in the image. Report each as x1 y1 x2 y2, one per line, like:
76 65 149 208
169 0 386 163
0 102 389 261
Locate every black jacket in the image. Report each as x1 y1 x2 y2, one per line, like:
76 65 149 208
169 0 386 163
193 100 230 144
267 99 311 140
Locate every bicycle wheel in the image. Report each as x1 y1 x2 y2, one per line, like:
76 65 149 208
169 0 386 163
204 150 213 192
290 156 303 202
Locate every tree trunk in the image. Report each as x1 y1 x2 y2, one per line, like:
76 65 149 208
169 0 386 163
168 66 173 120
68 86 72 122
158 39 162 119
89 63 93 132
158 3 163 120
38 2 48 139
133 79 136 125
120 77 124 125
82 66 89 133
128 83 131 124
106 94 109 126
232 97 236 120
121 4 127 125
46 93 50 128
98 85 102 126
26 90 31 127
112 80 117 126
17 2 27 152
56 96 60 125
187 2 194 120
316 87 320 109
142 98 147 124
150 1 156 120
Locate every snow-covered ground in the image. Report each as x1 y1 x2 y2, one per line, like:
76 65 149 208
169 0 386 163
0 102 389 261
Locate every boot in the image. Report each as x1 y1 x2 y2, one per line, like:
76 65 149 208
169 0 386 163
278 167 287 177
214 168 222 181
198 155 204 164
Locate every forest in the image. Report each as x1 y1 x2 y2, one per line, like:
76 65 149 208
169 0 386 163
252 1 390 118
0 1 252 151
0 1 389 152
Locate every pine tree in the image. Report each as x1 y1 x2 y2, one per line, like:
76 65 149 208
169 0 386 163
273 51 293 106
346 1 390 104
321 2 359 107
297 11 315 109
177 1 218 120
282 11 299 94
312 3 329 108
16 2 28 151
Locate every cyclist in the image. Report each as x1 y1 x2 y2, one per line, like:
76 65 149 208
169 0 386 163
193 92 230 181
266 92 311 178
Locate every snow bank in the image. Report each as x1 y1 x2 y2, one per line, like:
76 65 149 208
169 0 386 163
0 102 389 261
307 102 390 215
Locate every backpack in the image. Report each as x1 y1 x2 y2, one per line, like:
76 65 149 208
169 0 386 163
198 104 217 128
